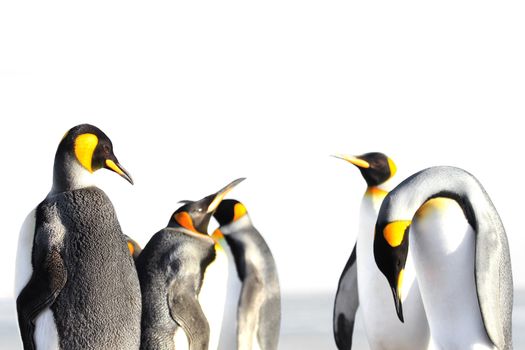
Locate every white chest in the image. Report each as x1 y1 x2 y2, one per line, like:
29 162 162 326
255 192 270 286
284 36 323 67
411 198 494 350
216 240 242 350
198 244 229 350
356 196 430 350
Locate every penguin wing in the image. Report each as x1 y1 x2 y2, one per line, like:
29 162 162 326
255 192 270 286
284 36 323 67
237 274 265 349
333 243 358 350
16 229 67 350
167 281 210 349
475 207 513 349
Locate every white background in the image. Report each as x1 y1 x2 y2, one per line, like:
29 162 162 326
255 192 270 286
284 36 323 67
0 1 524 299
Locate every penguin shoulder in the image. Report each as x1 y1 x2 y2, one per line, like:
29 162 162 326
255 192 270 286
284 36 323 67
45 186 117 220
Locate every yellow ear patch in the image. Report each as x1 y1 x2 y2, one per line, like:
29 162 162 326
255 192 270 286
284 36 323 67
74 133 98 173
175 212 197 232
387 157 397 178
383 220 411 247
233 203 247 221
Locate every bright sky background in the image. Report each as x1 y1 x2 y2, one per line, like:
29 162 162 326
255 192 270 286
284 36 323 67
1 1 524 299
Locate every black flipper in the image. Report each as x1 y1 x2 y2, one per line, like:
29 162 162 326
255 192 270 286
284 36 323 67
168 286 210 350
17 244 67 350
333 243 359 350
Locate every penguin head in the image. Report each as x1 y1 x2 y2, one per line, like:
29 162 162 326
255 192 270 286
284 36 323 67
57 124 133 184
333 152 396 187
373 206 411 323
213 199 249 227
169 178 245 235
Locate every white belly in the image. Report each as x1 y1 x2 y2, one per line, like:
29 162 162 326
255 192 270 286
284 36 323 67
174 327 190 350
412 198 495 350
199 244 229 350
357 199 430 350
216 241 242 350
34 308 60 350
15 210 60 349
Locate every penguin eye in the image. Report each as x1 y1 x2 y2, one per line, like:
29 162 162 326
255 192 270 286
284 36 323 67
102 144 111 154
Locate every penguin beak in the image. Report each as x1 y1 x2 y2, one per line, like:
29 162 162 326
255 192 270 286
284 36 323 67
207 178 246 214
391 267 405 322
391 285 404 323
105 158 134 185
332 154 370 169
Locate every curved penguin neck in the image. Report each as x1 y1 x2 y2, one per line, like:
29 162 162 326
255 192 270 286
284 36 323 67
50 152 94 195
381 166 490 228
382 166 509 349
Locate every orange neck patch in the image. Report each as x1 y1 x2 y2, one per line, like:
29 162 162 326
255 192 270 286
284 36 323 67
233 203 247 221
175 211 197 232
366 187 388 198
127 241 135 256
212 228 225 240
415 197 451 219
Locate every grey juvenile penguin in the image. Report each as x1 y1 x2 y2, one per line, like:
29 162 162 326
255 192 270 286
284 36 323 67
136 178 244 350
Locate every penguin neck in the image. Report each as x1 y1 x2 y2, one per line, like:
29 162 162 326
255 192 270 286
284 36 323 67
381 167 484 228
367 175 395 193
359 185 388 242
364 186 389 200
218 214 252 235
50 152 94 195
363 181 391 211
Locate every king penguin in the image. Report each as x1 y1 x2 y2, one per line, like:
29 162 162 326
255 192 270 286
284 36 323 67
332 153 429 350
136 178 244 350
374 166 513 350
15 124 141 350
213 199 281 350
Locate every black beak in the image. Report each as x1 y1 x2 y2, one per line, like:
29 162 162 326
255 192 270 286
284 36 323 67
391 286 404 322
